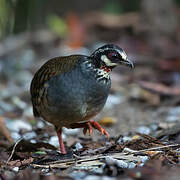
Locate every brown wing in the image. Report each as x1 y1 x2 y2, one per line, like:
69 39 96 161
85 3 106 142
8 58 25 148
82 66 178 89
30 55 82 117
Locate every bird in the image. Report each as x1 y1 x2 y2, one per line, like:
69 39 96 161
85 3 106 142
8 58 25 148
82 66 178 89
30 44 134 154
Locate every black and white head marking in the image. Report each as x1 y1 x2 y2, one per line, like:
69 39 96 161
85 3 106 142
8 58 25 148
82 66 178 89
91 44 128 68
88 44 133 83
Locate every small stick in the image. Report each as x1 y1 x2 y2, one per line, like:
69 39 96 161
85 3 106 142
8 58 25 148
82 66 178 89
6 138 23 164
124 144 180 154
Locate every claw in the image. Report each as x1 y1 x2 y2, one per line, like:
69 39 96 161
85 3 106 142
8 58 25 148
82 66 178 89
89 120 109 139
88 123 93 135
102 128 110 139
70 120 109 139
83 123 93 135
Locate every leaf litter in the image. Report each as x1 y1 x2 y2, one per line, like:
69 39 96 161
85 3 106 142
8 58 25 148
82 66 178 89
0 7 180 179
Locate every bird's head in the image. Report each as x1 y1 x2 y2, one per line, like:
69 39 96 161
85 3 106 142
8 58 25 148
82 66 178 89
91 44 134 69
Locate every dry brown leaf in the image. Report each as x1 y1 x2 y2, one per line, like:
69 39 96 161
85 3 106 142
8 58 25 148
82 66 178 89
98 117 117 127
7 157 34 167
0 117 13 143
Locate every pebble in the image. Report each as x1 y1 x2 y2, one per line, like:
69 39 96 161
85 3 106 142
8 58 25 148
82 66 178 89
11 132 21 141
105 156 116 165
128 162 136 169
117 136 132 144
136 126 151 135
30 139 36 143
48 134 66 147
63 127 80 135
116 160 128 168
41 168 50 173
90 167 103 174
36 121 45 128
105 156 128 168
48 136 59 147
12 167 19 172
23 131 37 140
6 119 32 131
74 142 83 151
139 156 149 163
122 136 132 142
138 163 145 167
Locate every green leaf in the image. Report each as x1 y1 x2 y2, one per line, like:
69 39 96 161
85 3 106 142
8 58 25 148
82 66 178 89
34 151 47 155
47 15 68 38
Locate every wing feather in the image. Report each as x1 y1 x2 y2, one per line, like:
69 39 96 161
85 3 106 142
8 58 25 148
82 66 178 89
30 55 82 117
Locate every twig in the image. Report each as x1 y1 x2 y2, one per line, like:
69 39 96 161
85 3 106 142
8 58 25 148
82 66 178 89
31 144 180 169
6 138 23 164
31 153 142 169
124 144 180 154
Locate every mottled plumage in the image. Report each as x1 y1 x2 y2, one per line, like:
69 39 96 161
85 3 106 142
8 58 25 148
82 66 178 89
30 44 133 154
30 55 81 117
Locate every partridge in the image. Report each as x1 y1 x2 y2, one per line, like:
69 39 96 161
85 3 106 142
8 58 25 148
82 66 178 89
30 44 133 154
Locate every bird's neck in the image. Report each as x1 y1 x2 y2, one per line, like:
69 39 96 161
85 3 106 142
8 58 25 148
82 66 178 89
82 60 111 83
101 66 111 73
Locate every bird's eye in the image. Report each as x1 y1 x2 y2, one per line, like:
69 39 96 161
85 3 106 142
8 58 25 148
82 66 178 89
108 52 118 59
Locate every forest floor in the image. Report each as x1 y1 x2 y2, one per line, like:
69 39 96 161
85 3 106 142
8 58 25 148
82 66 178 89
0 24 180 180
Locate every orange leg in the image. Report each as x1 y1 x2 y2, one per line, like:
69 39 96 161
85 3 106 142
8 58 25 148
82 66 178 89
70 120 109 138
56 128 66 154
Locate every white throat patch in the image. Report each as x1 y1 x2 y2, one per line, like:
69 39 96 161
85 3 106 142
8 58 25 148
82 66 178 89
101 55 117 67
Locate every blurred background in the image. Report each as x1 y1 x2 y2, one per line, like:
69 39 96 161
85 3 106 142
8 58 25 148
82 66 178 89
0 0 180 148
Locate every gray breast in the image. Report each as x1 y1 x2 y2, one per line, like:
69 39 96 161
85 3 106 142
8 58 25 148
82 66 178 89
44 60 111 126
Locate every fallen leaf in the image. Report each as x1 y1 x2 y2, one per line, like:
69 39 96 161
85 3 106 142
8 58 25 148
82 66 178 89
0 117 13 143
98 117 117 126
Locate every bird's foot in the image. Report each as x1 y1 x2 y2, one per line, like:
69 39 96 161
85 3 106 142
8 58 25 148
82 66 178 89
87 120 109 138
70 120 109 138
